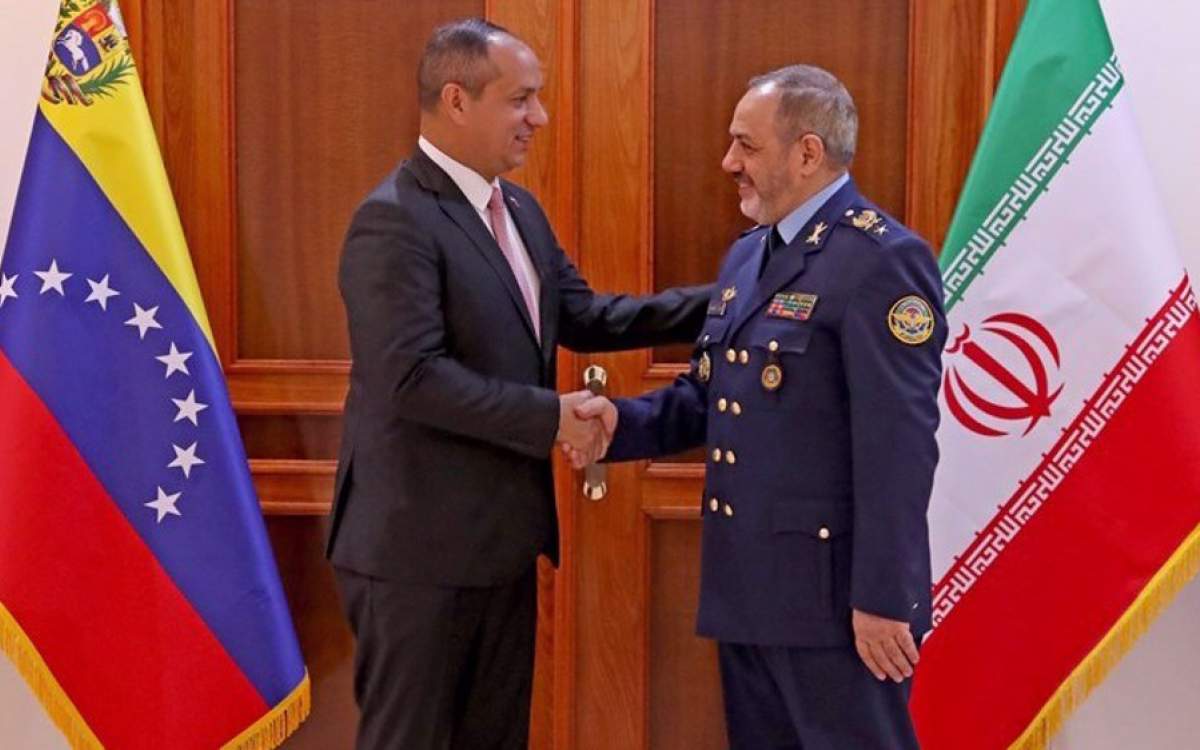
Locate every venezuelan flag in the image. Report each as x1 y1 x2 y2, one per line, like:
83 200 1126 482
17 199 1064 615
0 2 309 747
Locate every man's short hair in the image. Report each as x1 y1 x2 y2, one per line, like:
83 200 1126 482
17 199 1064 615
417 18 513 112
748 65 858 167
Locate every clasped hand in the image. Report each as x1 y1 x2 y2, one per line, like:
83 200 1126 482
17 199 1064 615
556 390 617 469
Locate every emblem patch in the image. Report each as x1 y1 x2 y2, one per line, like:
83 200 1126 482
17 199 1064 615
697 352 712 382
766 292 818 321
761 363 783 391
888 295 935 345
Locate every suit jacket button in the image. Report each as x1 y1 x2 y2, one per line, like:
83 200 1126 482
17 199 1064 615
726 348 737 363
709 497 719 512
725 450 737 465
717 398 728 412
723 503 734 517
818 527 831 540
731 401 742 416
712 448 723 462
738 349 749 364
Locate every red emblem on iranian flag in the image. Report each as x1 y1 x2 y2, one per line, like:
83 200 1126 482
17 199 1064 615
942 312 1063 437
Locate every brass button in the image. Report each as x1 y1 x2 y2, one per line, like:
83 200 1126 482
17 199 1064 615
818 527 831 540
723 503 734 517
717 398 728 412
738 349 749 364
726 348 737 363
712 448 722 462
725 450 737 465
731 401 742 416
768 340 779 352
709 497 719 512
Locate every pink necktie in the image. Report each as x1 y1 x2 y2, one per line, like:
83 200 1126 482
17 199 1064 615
486 185 541 341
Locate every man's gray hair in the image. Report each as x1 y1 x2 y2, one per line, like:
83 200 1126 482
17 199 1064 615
417 18 513 112
748 65 858 167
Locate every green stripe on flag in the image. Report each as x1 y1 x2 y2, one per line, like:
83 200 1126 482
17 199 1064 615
939 0 1118 311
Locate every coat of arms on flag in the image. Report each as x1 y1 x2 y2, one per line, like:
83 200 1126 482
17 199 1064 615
911 1 1200 748
0 1 309 747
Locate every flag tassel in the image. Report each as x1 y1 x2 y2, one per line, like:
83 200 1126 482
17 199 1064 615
0 601 102 749
2 600 311 749
1010 523 1200 749
221 672 311 750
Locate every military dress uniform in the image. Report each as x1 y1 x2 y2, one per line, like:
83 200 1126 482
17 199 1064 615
607 177 945 749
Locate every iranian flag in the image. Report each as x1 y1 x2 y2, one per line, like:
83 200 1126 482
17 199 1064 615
910 0 1200 748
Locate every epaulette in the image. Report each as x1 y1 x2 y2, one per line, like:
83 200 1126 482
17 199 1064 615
840 207 893 242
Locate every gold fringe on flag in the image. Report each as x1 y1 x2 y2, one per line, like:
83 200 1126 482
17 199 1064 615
1 599 311 749
1010 522 1200 749
222 671 312 750
0 600 103 749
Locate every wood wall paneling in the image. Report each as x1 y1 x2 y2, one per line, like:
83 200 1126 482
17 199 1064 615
650 520 725 750
233 0 482 362
575 0 654 745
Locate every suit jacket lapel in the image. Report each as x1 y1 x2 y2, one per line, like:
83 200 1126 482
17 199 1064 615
405 150 540 345
729 179 860 341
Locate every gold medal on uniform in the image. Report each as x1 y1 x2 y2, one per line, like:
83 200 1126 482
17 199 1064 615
697 351 712 382
761 362 782 391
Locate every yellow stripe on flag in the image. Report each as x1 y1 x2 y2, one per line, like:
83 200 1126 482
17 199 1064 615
38 43 215 352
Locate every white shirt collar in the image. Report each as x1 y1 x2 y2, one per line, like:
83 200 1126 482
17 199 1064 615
418 135 499 213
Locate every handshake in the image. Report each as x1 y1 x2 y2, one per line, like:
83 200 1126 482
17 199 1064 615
556 390 618 469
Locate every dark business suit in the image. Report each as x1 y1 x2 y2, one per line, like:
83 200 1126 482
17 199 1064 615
329 146 709 749
607 179 945 748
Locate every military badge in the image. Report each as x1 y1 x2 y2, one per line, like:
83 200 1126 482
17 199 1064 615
761 363 783 391
43 1 133 108
766 292 818 321
852 209 881 231
708 285 738 316
697 351 712 382
805 222 828 246
888 295 935 345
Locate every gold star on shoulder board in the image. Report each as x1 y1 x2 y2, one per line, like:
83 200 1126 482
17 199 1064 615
806 222 828 245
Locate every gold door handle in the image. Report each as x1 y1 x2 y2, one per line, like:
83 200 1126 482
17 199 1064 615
582 364 608 501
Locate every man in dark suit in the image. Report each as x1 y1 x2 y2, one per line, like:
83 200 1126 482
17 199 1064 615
327 18 710 750
578 65 945 748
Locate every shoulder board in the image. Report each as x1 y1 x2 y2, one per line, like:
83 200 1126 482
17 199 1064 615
840 207 893 242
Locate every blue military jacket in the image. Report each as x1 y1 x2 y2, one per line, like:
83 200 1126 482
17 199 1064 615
608 179 945 647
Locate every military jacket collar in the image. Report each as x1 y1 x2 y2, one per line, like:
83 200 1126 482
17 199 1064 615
727 178 862 341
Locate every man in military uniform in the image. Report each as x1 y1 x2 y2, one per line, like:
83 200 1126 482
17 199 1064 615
578 65 945 748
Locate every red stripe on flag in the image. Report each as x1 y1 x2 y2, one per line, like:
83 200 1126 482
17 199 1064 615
0 352 269 748
912 310 1200 749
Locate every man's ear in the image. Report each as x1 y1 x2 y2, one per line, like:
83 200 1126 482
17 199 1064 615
796 133 827 176
441 83 469 125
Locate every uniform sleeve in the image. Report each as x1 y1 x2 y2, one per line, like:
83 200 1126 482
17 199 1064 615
606 350 710 462
841 237 946 621
339 200 560 459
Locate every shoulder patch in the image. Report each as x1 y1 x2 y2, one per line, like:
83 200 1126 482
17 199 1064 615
888 295 935 345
